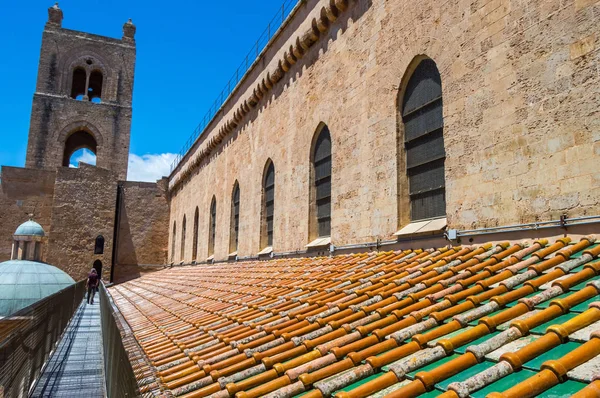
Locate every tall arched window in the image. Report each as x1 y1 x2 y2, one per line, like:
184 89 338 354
401 58 446 220
208 197 216 256
192 207 199 261
171 221 176 263
261 161 275 249
180 215 186 262
88 71 103 103
71 68 87 99
94 235 105 254
230 182 240 253
310 125 332 239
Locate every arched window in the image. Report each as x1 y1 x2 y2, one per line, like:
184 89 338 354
180 215 186 261
311 125 332 239
261 161 275 248
192 207 199 261
71 68 87 99
229 182 240 253
94 235 105 254
208 197 216 256
88 71 103 103
401 58 446 220
171 221 176 263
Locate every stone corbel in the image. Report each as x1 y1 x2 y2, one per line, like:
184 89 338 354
170 0 356 192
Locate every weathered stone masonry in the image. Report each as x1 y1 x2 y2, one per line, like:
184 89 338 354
25 4 136 181
168 0 600 262
0 5 169 282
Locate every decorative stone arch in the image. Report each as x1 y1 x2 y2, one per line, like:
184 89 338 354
56 120 105 147
58 47 112 101
396 54 437 115
56 121 105 168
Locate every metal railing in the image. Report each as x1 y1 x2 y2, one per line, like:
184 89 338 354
0 279 86 398
99 283 139 397
169 0 298 174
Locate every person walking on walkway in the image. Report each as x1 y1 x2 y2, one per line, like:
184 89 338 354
87 269 99 304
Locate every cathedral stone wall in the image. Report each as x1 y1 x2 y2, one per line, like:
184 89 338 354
0 167 56 262
46 164 118 281
168 0 600 262
0 165 170 282
116 179 170 268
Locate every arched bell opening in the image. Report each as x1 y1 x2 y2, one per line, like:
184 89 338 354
62 130 98 168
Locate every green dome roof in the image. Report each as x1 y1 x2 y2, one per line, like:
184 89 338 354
0 260 75 317
14 220 45 237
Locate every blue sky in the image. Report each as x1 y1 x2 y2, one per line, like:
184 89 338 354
0 0 287 180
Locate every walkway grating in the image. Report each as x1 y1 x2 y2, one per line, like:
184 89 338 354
31 296 105 397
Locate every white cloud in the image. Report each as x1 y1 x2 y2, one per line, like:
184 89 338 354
69 148 97 168
127 153 177 182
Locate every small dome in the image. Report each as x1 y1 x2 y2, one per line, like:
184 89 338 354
0 260 75 317
14 220 45 237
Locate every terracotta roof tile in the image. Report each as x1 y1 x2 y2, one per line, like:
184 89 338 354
109 237 600 398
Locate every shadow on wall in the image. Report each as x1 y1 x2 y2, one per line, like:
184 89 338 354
177 0 373 190
116 203 138 266
113 202 139 283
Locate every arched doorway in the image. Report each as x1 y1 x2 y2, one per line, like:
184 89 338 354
93 260 102 278
62 130 98 168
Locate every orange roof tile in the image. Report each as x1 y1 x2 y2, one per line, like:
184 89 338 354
108 236 600 398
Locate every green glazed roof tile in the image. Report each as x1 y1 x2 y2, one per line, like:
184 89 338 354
531 312 578 335
539 380 589 397
523 341 581 371
571 296 597 313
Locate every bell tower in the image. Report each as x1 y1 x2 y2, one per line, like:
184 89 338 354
25 3 136 180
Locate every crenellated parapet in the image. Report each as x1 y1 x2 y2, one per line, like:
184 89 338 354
169 0 354 193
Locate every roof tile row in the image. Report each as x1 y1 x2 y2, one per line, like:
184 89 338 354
109 236 600 398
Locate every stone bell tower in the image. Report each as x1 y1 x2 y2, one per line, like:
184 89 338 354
25 3 136 180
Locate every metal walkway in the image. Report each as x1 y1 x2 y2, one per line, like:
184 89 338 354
31 296 106 397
